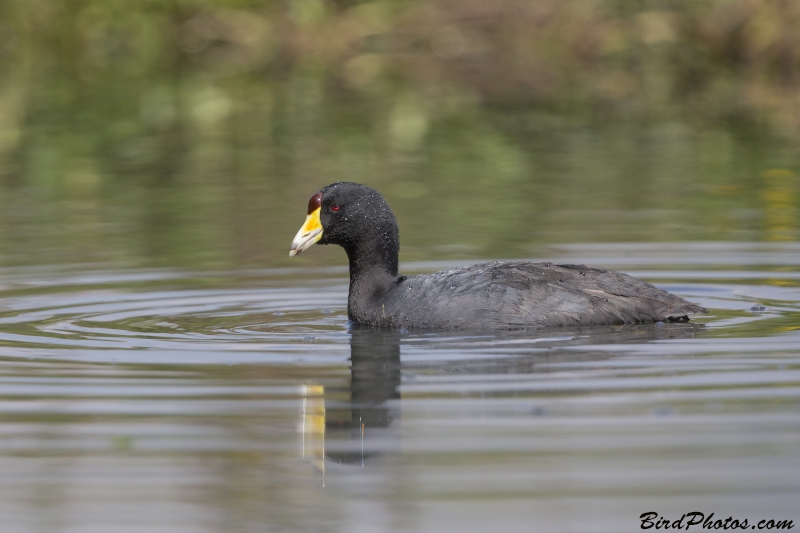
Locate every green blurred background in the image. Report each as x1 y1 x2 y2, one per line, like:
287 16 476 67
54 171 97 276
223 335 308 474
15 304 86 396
0 0 797 270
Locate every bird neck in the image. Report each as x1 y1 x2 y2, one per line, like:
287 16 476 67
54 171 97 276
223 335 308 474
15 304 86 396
343 229 400 324
345 236 398 279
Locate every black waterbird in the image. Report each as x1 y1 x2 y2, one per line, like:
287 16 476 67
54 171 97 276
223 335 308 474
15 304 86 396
289 182 707 330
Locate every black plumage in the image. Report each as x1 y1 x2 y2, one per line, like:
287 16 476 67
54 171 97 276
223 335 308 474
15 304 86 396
289 182 707 330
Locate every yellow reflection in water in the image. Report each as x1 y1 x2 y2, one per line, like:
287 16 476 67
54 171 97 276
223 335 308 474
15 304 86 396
301 384 325 475
762 168 797 241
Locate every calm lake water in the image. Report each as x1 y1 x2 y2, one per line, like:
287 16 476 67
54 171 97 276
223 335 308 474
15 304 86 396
2 1 799 530
1 242 798 533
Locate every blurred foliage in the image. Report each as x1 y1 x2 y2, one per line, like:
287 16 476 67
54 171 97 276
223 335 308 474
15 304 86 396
0 0 798 269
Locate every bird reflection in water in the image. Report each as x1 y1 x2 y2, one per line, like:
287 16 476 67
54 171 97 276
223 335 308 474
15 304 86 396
301 328 402 472
300 321 705 473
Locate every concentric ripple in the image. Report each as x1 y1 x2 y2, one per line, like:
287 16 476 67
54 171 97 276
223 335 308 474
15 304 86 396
0 243 798 365
0 272 355 364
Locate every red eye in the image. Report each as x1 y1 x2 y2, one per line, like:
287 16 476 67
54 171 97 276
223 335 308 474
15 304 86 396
330 204 340 212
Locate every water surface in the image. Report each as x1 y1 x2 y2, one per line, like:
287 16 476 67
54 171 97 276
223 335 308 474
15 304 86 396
1 242 798 532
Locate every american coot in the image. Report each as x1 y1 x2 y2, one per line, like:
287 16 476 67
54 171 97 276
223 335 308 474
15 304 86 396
289 182 707 330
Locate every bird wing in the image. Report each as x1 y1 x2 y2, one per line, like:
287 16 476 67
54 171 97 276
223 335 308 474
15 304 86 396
391 262 705 329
